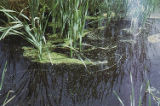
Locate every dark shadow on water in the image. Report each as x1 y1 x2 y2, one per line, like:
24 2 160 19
1 19 160 106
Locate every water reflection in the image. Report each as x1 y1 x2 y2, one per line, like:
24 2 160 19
1 20 160 106
0 61 122 106
0 38 121 105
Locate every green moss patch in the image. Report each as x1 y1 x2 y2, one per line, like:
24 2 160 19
22 46 92 65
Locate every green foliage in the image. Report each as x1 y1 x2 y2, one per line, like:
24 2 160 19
0 4 50 59
87 0 128 26
0 0 158 61
25 0 50 58
47 0 89 56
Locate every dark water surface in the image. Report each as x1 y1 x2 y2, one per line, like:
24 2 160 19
0 19 160 106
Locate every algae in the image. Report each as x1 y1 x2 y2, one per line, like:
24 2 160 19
21 33 94 65
22 46 92 65
22 31 113 65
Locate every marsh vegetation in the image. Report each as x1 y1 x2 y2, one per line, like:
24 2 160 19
0 0 160 106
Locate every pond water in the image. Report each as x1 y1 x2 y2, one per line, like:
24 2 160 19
0 18 160 106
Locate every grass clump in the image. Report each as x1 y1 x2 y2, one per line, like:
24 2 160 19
0 0 50 59
47 0 89 56
0 0 158 64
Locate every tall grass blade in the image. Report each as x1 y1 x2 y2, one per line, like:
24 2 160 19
138 84 143 106
130 72 135 106
113 90 125 106
147 81 152 106
0 61 7 91
2 90 15 106
0 27 12 40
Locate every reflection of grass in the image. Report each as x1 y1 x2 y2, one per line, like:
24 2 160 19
2 90 16 106
0 61 7 90
114 73 160 106
147 81 160 105
0 62 16 106
114 73 145 106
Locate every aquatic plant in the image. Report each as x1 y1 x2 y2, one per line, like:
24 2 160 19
0 0 50 59
113 72 142 106
0 0 158 61
114 73 158 106
0 62 15 106
0 61 7 91
47 0 89 56
87 0 128 27
25 0 50 58
44 0 131 57
127 0 159 28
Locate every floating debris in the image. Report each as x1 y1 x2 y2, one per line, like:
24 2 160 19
148 33 160 43
120 39 136 44
93 60 108 65
122 28 142 36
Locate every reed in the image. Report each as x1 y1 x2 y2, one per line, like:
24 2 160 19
47 0 89 56
0 0 158 59
114 73 158 106
0 0 50 58
87 0 128 27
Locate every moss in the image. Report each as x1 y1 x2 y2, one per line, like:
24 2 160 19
22 46 92 65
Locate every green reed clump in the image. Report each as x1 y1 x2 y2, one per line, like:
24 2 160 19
0 0 158 61
26 0 50 58
0 0 50 59
87 0 128 27
46 0 130 56
47 0 89 56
